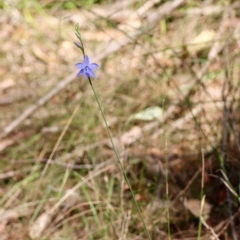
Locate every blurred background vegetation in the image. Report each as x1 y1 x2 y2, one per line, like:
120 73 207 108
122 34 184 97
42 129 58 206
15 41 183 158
0 0 240 239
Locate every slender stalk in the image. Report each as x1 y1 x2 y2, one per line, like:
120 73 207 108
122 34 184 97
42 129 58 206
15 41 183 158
197 150 205 240
89 78 151 240
163 101 171 240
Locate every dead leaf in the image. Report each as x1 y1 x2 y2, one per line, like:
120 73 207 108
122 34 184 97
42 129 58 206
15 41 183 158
184 198 212 220
0 78 15 91
120 126 142 146
147 147 162 157
31 45 56 64
187 29 216 55
29 212 53 239
0 203 32 222
0 138 15 152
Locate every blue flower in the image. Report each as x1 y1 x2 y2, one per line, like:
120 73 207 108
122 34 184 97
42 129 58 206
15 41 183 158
75 55 98 79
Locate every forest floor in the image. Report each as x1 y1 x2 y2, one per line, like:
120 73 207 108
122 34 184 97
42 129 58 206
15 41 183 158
0 0 240 239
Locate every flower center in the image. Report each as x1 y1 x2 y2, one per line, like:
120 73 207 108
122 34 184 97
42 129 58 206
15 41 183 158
85 66 89 71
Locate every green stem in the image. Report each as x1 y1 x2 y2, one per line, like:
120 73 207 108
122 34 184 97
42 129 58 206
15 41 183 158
89 78 151 240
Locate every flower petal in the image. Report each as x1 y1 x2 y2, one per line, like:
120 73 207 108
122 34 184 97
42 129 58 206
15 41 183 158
75 63 85 69
84 55 89 65
88 69 95 78
84 72 90 79
89 63 98 70
77 69 84 77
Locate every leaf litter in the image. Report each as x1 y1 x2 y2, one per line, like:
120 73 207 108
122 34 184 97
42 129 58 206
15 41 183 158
0 0 240 239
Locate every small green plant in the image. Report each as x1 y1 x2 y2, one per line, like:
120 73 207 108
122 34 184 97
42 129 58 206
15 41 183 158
74 23 151 239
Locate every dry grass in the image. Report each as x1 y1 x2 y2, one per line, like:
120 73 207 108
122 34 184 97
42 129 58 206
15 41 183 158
0 0 240 239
